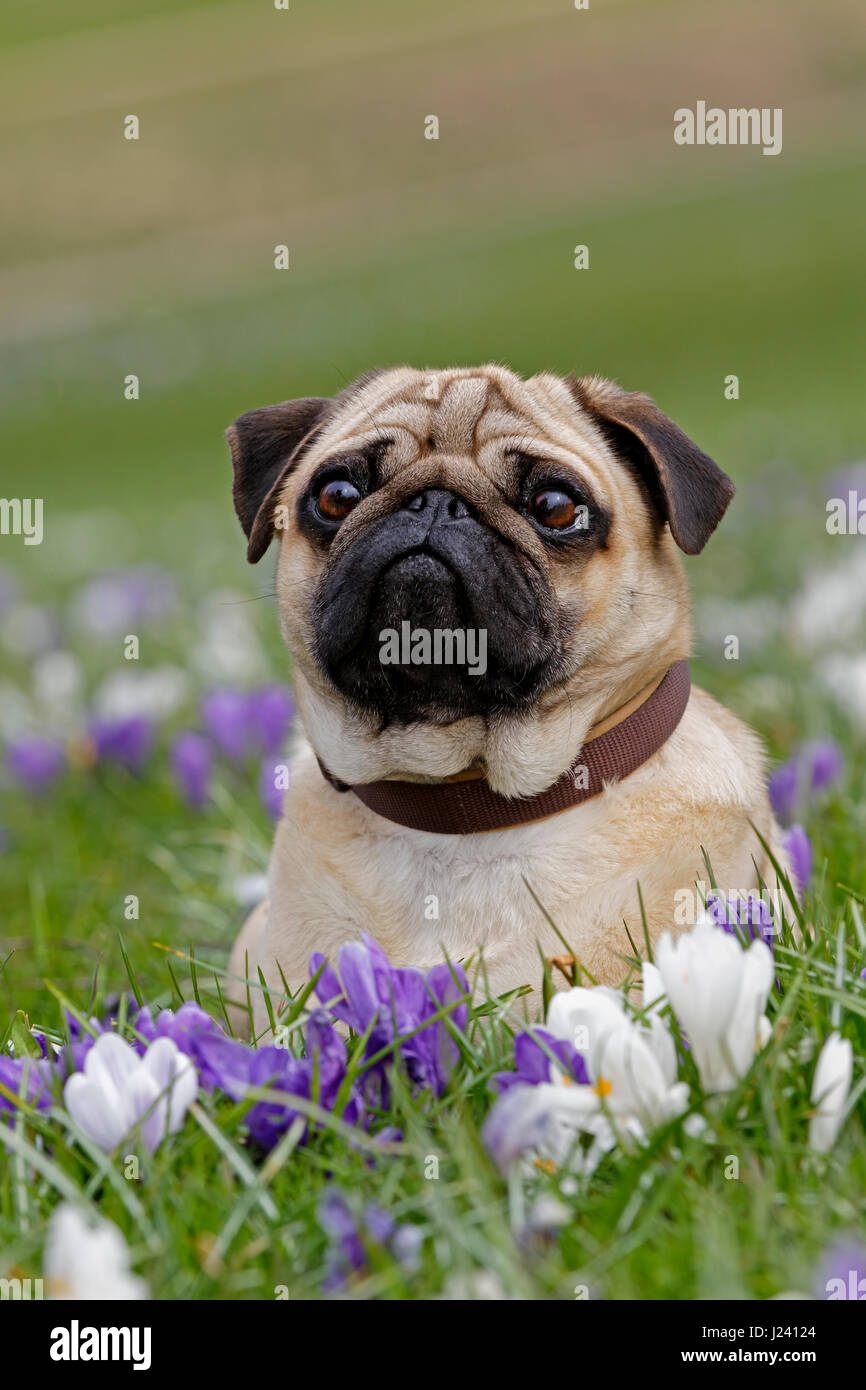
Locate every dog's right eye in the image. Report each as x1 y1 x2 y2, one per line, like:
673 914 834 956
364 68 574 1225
527 487 577 530
316 478 362 522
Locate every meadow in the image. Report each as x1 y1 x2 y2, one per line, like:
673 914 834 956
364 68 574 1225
1 0 864 1301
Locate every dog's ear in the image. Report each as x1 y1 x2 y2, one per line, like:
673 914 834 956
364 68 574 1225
226 397 330 562
565 376 734 554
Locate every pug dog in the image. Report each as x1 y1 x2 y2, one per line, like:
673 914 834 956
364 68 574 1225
225 366 791 1036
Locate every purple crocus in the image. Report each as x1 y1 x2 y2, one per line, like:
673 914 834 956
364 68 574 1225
201 689 254 762
319 1190 365 1286
409 961 470 1096
492 1027 590 1094
88 715 153 774
305 1009 362 1125
65 1013 104 1044
312 938 392 1044
6 738 65 793
132 1002 225 1090
0 1054 54 1118
783 823 812 898
191 1009 360 1149
241 1010 361 1149
170 731 212 809
706 891 776 952
311 935 469 1100
769 740 843 826
318 1189 423 1290
233 1045 313 1150
202 686 295 766
815 1237 866 1300
249 685 294 756
188 1032 258 1102
259 759 286 821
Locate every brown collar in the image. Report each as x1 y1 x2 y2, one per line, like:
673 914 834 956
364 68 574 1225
317 659 691 836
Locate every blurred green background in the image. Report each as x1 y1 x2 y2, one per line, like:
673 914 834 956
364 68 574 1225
2 0 865 539
1 0 865 1010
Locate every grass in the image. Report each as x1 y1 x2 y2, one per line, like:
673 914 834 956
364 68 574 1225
1 0 865 1302
1 839 864 1300
1 471 864 1298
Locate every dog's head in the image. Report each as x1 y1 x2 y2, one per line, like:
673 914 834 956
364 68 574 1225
227 367 733 795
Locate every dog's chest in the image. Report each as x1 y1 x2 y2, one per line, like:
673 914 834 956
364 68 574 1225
270 773 653 982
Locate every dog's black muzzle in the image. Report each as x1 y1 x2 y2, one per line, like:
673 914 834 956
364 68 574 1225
314 488 559 723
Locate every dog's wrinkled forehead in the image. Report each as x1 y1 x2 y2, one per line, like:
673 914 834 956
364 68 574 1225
303 365 608 488
228 365 734 562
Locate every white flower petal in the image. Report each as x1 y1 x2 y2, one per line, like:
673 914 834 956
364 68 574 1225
546 986 626 1074
128 1068 163 1153
62 1032 196 1155
657 924 743 1051
63 1074 129 1152
45 1204 149 1301
809 1032 853 1153
141 1037 198 1139
483 1081 602 1173
644 1014 679 1089
657 922 771 1093
596 1019 687 1130
84 1032 142 1095
641 961 667 1013
724 939 774 1079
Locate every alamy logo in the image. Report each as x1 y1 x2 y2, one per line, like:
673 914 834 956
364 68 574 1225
674 103 782 156
826 491 866 535
379 622 487 676
0 497 43 545
825 1270 866 1300
49 1320 152 1371
0 1276 44 1299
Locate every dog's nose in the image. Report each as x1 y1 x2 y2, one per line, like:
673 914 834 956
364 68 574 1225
403 488 474 521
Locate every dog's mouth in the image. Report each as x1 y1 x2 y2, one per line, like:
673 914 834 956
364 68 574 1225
312 491 561 724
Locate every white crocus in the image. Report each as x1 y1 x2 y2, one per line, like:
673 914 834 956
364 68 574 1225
486 970 692 1180
63 1033 197 1153
655 917 774 1092
33 650 85 735
546 985 626 1069
44 1204 149 1300
482 1080 618 1179
592 1017 689 1132
193 590 268 682
547 979 688 1133
93 666 189 722
639 960 679 1086
821 654 866 736
641 960 666 1012
809 1032 853 1153
725 941 775 1075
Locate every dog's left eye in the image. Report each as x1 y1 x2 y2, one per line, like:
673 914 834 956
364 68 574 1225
316 478 362 522
527 488 578 530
